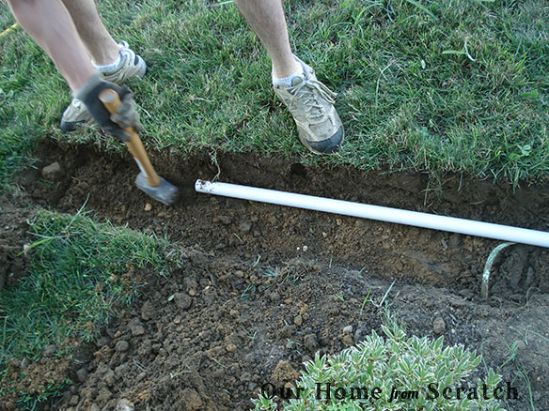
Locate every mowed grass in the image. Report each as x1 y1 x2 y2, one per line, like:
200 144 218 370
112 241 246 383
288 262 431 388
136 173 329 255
1 0 548 185
0 209 169 404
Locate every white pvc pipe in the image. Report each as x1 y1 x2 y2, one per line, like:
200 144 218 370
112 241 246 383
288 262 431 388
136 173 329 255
195 180 549 249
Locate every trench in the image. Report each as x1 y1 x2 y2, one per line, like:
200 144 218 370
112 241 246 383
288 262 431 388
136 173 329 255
19 140 549 300
4 140 549 410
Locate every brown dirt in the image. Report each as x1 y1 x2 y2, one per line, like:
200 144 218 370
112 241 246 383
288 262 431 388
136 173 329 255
1 140 548 410
0 199 33 292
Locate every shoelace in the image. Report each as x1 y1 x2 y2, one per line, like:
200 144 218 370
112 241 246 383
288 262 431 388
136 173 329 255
288 78 337 124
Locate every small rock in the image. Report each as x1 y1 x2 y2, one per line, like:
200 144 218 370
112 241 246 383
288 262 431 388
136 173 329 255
240 372 252 382
433 316 446 335
226 343 237 353
218 215 232 225
141 301 155 321
293 315 303 326
302 245 308 252
96 336 111 348
144 203 153 212
322 232 328 238
43 344 57 357
173 292 192 310
76 368 88 383
342 325 353 334
303 334 318 352
41 162 63 181
181 388 203 410
239 221 252 233
353 323 368 343
104 368 115 385
269 292 280 302
69 395 79 406
115 340 130 352
116 399 135 411
128 318 145 336
96 387 112 403
341 334 354 346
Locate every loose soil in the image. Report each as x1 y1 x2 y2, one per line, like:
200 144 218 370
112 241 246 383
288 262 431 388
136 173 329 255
1 140 548 410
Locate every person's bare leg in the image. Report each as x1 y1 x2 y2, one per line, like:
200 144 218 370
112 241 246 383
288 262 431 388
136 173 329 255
61 0 119 65
235 0 344 154
7 0 96 91
235 0 301 78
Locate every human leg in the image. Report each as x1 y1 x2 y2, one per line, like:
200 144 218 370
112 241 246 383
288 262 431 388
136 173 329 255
235 0 344 153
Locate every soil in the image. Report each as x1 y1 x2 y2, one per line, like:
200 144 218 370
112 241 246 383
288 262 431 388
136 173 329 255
1 140 548 410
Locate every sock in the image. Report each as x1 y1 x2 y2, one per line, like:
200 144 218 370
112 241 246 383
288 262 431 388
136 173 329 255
272 62 305 88
93 52 122 74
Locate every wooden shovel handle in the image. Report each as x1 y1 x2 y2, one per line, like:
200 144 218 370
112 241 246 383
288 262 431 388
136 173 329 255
98 89 161 187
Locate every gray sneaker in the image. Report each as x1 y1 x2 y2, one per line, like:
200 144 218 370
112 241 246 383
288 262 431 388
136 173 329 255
273 58 344 154
60 41 146 132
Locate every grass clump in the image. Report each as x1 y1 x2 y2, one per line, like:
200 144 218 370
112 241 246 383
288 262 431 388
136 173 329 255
0 208 171 406
254 316 505 410
0 209 168 365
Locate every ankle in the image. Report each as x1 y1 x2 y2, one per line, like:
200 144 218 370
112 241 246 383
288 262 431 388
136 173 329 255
272 58 303 80
92 44 121 68
93 51 121 73
272 61 304 88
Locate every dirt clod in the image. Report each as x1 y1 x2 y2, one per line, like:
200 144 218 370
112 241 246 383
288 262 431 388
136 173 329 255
173 292 192 310
180 388 203 410
127 319 145 336
96 336 110 348
341 333 354 346
433 316 446 335
271 360 299 386
303 334 319 352
41 161 63 181
140 301 155 321
76 368 88 383
43 344 57 357
239 221 252 233
115 340 130 353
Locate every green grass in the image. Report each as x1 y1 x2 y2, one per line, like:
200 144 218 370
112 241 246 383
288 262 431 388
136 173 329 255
1 0 547 186
0 208 169 403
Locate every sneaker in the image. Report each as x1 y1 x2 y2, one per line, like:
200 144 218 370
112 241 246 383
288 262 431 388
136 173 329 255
273 58 344 154
60 41 146 132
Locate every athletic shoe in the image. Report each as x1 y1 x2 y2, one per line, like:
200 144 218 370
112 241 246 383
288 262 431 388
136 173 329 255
60 41 146 132
273 58 344 154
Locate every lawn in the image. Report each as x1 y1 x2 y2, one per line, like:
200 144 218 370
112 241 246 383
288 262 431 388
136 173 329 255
1 0 548 186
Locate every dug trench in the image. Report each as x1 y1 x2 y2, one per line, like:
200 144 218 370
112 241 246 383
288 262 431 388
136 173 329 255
2 139 548 410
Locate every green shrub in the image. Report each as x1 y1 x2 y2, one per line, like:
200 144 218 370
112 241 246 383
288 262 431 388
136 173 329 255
254 317 505 410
